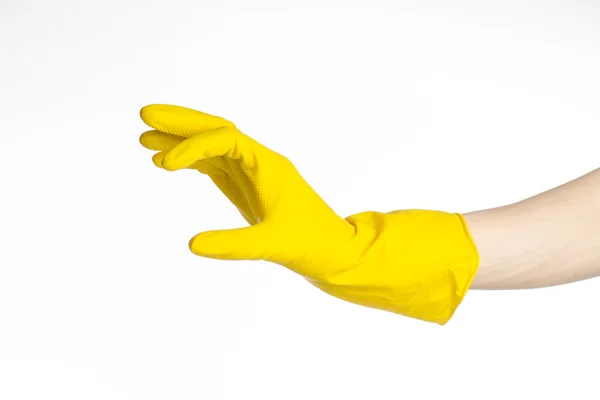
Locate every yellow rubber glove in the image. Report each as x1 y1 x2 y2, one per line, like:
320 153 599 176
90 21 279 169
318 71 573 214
139 104 480 325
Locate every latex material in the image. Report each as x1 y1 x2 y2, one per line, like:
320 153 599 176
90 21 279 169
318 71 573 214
139 104 480 325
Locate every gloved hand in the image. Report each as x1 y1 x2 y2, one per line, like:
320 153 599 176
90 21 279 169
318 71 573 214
139 104 480 325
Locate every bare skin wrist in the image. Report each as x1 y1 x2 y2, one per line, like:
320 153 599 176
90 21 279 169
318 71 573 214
463 168 600 290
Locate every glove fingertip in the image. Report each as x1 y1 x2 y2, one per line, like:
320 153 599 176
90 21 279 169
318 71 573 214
152 152 165 169
139 104 160 126
188 232 216 257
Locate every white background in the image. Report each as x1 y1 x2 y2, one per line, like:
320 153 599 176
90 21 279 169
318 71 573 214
1 0 600 399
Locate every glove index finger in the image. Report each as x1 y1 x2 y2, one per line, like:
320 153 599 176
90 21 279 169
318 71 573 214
139 104 236 138
161 126 253 171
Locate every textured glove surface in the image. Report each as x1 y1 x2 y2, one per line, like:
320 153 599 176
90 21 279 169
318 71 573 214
139 104 479 324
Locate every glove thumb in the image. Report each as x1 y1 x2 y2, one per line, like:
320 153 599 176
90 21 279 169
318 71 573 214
188 224 272 261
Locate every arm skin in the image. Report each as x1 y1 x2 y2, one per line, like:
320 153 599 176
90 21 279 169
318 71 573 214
463 167 600 290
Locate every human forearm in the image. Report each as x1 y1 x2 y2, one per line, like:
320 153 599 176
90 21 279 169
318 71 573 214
464 168 600 290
